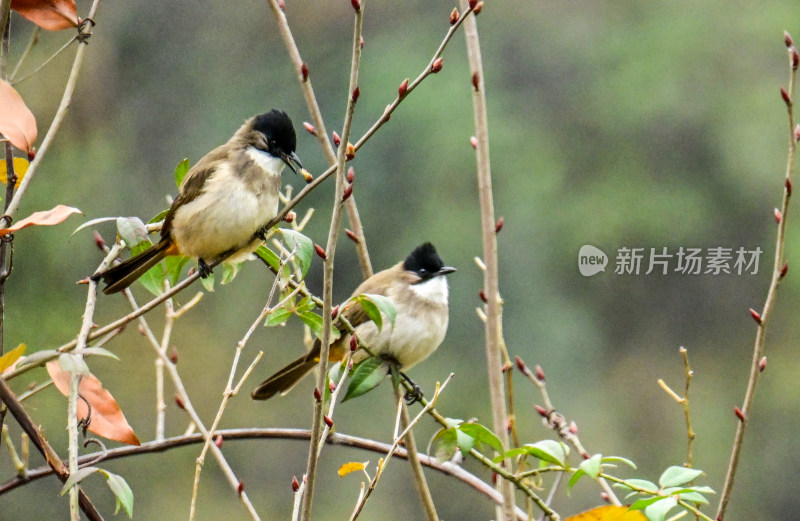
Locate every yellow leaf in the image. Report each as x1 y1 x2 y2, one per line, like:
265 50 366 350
0 157 29 188
0 343 27 372
338 461 367 477
565 505 647 521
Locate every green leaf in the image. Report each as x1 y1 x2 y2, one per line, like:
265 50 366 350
220 262 240 285
163 255 189 287
265 308 294 327
492 446 529 463
658 466 704 488
455 427 475 455
148 208 170 224
16 349 59 369
255 245 281 272
116 217 149 249
361 294 397 330
60 466 100 495
431 427 458 462
524 440 568 467
355 295 382 331
58 353 89 376
174 158 190 187
128 240 164 296
668 489 709 504
613 478 658 494
280 229 314 277
601 455 637 470
105 470 134 517
296 310 340 341
343 357 387 401
568 468 586 489
77 347 120 361
629 496 667 510
458 423 504 454
200 271 215 292
643 495 678 521
71 216 118 238
578 453 602 478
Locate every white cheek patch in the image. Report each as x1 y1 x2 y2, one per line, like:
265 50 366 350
246 146 285 175
409 276 449 304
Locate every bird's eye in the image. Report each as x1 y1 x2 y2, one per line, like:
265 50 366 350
268 138 278 150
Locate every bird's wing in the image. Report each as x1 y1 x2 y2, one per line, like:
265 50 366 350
161 145 230 239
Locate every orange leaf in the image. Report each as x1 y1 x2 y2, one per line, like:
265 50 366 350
565 506 647 521
338 461 368 477
0 80 37 153
47 361 141 446
11 0 79 31
0 205 81 235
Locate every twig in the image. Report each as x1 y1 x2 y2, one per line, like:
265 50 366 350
188 252 298 521
396 385 439 521
0 427 528 519
299 3 364 518
123 292 261 520
9 26 40 81
657 347 696 468
458 3 515 519
516 357 620 507
716 34 798 520
601 473 714 521
350 376 451 521
265 0 373 279
2 0 102 225
0 377 104 520
11 33 77 85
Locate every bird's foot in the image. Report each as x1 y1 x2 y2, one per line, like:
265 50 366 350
403 384 424 405
198 259 213 278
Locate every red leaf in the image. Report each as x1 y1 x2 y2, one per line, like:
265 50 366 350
0 205 81 235
0 80 38 153
47 361 141 446
11 0 79 31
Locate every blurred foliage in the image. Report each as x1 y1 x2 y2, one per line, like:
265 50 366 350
3 0 800 519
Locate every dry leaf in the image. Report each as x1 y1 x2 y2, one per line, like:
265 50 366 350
0 157 30 188
338 461 367 477
0 205 81 235
565 505 647 521
47 361 141 446
0 80 37 153
11 0 79 31
0 343 27 372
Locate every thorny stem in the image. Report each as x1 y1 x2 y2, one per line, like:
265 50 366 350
716 37 798 520
458 3 515 519
265 0 373 279
299 5 364 520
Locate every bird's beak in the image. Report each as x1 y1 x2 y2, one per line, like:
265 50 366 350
437 266 457 277
281 151 303 174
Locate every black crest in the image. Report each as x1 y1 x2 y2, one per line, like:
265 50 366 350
252 109 297 157
403 243 445 279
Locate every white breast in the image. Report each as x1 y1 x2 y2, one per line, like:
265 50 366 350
170 148 283 261
353 278 450 370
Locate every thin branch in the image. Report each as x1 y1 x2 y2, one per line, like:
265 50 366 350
1 427 528 519
265 0 373 279
458 4 515 519
299 4 364 519
9 26 40 81
716 36 798 520
396 385 439 521
2 1 101 224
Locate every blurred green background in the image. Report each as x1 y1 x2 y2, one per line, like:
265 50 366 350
3 0 800 519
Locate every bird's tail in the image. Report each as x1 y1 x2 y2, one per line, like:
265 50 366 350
251 341 322 400
93 240 171 294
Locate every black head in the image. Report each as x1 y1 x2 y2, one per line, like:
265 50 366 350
403 243 456 281
251 109 303 173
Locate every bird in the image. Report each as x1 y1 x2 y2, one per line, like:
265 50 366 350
252 242 455 401
93 109 302 294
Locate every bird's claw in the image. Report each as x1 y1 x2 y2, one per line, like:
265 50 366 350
198 259 213 278
404 384 423 405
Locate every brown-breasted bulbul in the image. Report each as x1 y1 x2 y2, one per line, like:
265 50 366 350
94 109 302 294
251 242 455 400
